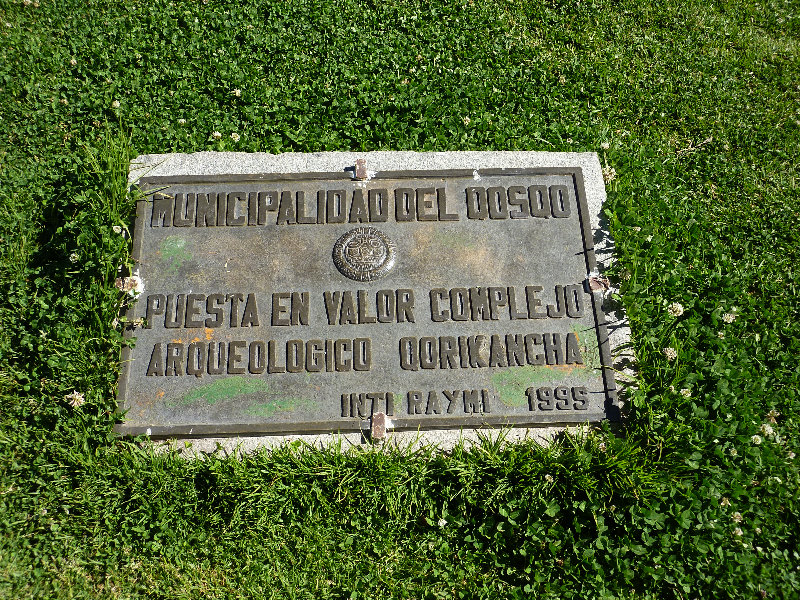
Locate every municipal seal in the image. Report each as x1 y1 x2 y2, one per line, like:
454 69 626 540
333 227 396 282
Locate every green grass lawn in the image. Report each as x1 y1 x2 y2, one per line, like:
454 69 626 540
1 0 799 597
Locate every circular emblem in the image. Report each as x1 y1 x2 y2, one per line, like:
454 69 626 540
333 227 396 282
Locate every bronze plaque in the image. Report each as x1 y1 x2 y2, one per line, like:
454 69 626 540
116 166 618 437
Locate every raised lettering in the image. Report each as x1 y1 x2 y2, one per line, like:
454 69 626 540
326 190 346 223
437 187 458 221
407 391 424 414
227 340 246 374
184 294 205 328
165 343 184 376
349 189 370 223
173 193 195 227
277 191 296 225
396 289 415 323
240 293 260 327
507 186 530 218
416 187 437 221
430 288 449 322
466 187 488 219
205 294 224 328
426 391 441 414
151 193 173 227
226 293 244 327
186 341 206 377
291 292 309 325
565 332 584 364
271 292 290 326
249 341 266 374
146 343 165 376
368 189 389 222
550 185 571 218
487 187 509 219
324 291 342 325
164 294 186 328
395 188 415 221
226 192 246 226
196 193 216 226
144 294 165 329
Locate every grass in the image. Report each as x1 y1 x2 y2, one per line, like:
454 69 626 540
1 0 799 597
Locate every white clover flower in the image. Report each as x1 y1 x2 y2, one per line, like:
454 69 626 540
544 474 554 483
761 423 774 436
767 409 780 423
663 347 678 361
733 527 743 537
751 434 762 445
598 442 607 452
730 447 738 457
212 131 222 140
717 331 725 339
59 98 68 105
722 312 737 323
667 302 685 317
65 390 85 408
111 100 120 108
720 497 730 507
178 118 186 125
230 132 240 142
231 88 242 97
669 385 676 393
601 142 610 150
462 116 470 125
112 225 122 234
602 165 617 183
23 0 32 5
437 518 447 528
680 388 692 398
632 226 642 232
755 527 762 535
69 252 79 263
69 58 77 66
732 512 743 523
646 235 653 242
787 451 796 460
114 270 144 297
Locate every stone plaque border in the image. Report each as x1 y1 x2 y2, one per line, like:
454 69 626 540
116 152 623 440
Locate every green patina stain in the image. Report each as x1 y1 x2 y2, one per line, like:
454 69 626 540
171 377 270 407
572 325 602 370
246 397 306 417
160 236 191 274
492 366 555 407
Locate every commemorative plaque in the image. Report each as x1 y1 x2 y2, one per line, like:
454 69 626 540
116 152 619 437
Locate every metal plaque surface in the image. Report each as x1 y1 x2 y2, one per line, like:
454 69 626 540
116 164 618 437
